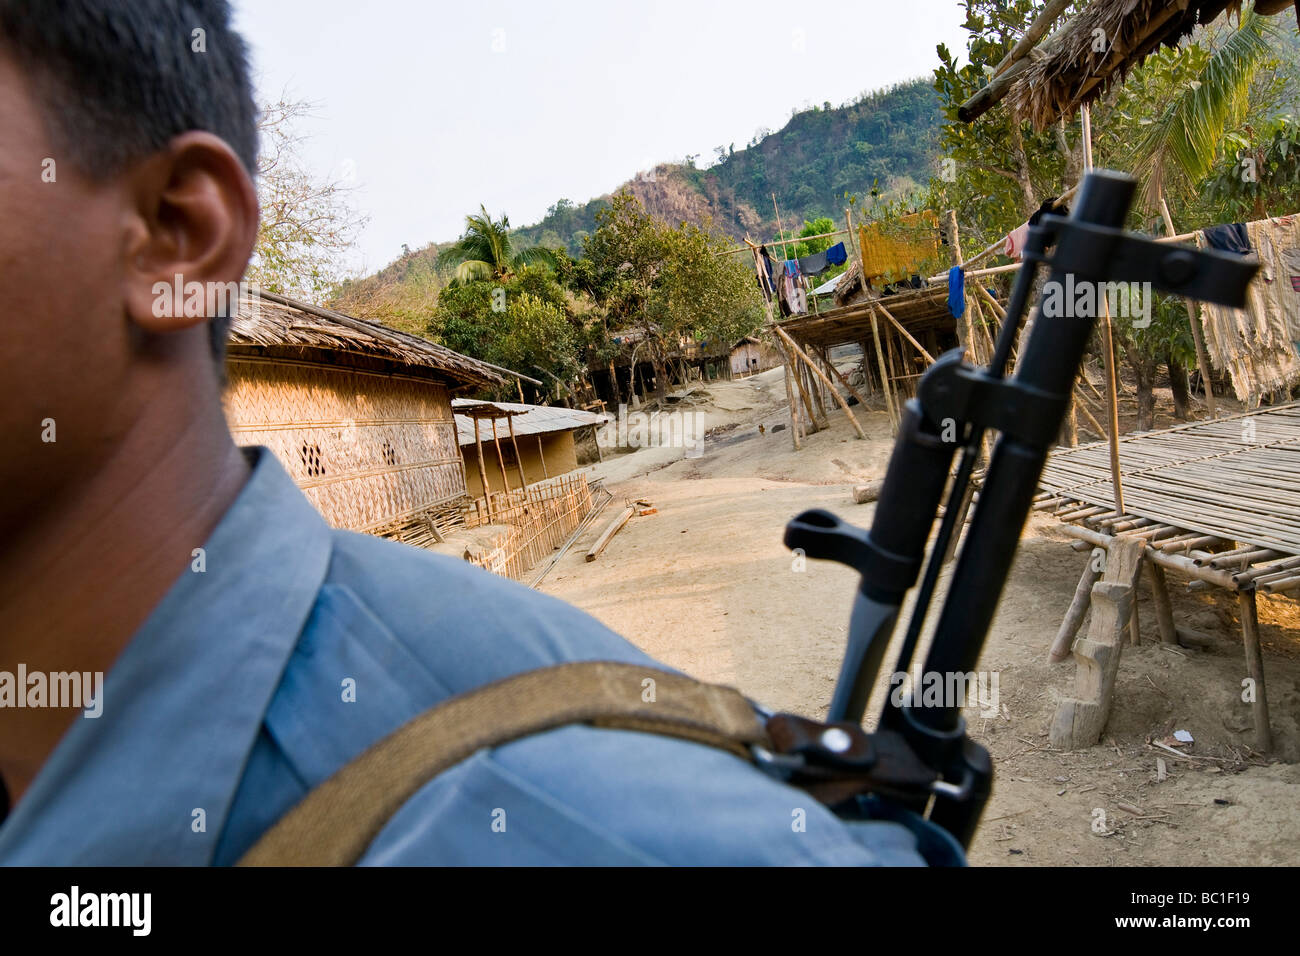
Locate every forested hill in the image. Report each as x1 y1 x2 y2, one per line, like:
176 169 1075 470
516 78 943 253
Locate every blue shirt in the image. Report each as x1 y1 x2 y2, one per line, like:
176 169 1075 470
0 448 931 865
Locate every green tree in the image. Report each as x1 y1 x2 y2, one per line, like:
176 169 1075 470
581 193 763 399
439 205 558 286
430 265 580 396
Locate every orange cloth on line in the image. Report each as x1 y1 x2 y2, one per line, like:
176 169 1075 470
857 210 941 284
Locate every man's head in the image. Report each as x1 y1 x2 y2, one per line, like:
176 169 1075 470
0 0 259 525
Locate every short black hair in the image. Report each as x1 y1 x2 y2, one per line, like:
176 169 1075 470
0 0 260 362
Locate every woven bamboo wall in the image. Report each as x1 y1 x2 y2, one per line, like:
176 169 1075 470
223 358 466 532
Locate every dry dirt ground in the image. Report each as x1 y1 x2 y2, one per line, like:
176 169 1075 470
541 364 1300 866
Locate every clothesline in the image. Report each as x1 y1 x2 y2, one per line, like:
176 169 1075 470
720 229 850 257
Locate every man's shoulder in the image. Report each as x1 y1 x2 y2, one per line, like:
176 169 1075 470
319 528 656 686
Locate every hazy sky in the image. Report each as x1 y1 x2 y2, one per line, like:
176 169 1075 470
232 1 970 275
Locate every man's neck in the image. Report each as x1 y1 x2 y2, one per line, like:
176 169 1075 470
0 384 250 806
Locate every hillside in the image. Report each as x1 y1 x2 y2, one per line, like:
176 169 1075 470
517 78 943 253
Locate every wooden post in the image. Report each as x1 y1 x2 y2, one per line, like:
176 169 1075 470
777 338 802 450
1050 535 1146 749
490 416 512 494
1048 554 1104 662
944 209 980 365
1238 590 1272 752
1083 102 1125 515
1159 195 1217 417
507 414 528 489
473 416 493 521
773 325 866 440
787 337 821 432
1100 303 1125 514
868 307 898 429
536 434 549 479
1147 562 1178 645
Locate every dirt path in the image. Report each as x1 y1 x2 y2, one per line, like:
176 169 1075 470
543 367 1300 866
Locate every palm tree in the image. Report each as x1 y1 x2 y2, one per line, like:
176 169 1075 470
439 205 557 285
1128 7 1273 210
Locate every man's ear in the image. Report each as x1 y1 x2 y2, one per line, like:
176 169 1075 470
122 131 259 335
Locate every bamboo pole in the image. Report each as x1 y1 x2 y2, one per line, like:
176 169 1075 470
474 416 493 521
778 339 802 450
1082 102 1125 515
874 300 936 364
773 324 866 439
1159 195 1217 418
536 434 548 479
491 417 512 494
507 414 528 488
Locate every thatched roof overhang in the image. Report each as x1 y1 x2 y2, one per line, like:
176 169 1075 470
228 289 515 391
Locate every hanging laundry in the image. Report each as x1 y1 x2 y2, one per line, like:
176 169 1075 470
1004 196 1070 259
1201 223 1252 256
1004 223 1030 258
760 245 777 288
783 259 801 278
947 266 966 320
825 242 847 266
797 249 830 276
790 283 808 315
1196 214 1300 406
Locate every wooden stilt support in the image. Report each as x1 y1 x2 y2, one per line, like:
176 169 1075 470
490 417 512 494
507 414 528 489
1147 562 1178 645
1238 590 1272 752
869 308 898 430
773 325 866 440
777 338 802 451
1050 535 1145 749
473 416 493 521
1048 553 1104 662
875 300 936 365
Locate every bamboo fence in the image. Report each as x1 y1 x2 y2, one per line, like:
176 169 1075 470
464 473 598 581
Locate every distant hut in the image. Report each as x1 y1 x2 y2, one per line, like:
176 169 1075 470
223 289 508 537
729 336 782 378
454 399 609 501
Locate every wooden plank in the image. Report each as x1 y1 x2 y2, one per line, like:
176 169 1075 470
586 506 635 562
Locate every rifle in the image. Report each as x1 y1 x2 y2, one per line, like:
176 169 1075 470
772 170 1257 850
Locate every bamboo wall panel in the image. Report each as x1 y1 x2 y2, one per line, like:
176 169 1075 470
223 360 466 532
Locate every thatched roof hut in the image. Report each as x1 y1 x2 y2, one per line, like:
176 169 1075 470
223 289 508 536
960 0 1297 129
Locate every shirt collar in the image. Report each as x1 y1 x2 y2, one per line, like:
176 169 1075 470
0 447 333 864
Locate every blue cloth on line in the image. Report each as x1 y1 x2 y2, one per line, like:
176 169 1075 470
826 242 847 266
1202 223 1251 256
947 266 966 320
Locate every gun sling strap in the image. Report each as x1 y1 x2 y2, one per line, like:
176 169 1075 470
238 661 780 866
